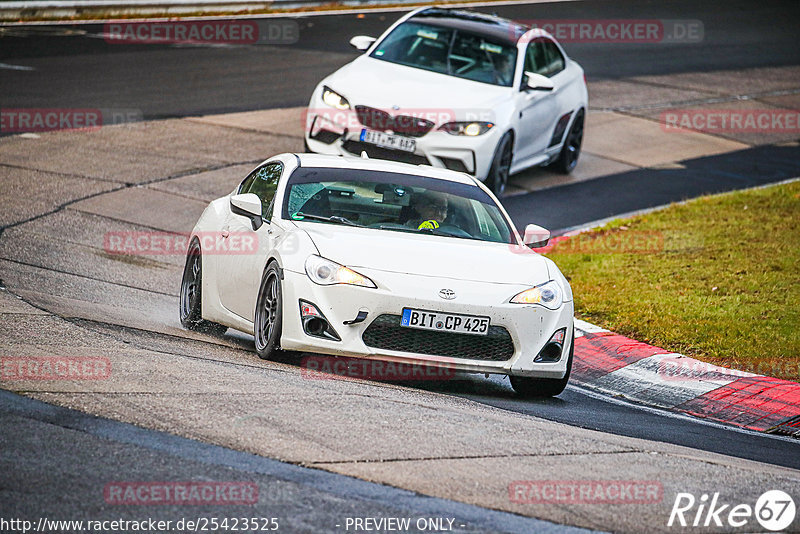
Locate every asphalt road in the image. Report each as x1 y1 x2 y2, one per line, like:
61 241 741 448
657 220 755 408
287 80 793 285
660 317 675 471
1 0 799 117
411 375 800 471
505 143 800 232
1 390 579 534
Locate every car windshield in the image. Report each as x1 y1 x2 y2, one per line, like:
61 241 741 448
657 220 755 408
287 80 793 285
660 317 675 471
283 167 515 244
369 21 517 87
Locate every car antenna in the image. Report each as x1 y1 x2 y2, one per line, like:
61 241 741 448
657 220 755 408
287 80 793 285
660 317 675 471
361 151 369 159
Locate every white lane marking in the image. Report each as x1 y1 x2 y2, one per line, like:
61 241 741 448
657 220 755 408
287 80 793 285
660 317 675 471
0 62 35 71
567 382 800 445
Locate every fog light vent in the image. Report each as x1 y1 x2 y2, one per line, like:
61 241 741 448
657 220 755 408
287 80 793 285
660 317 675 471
535 328 566 363
299 300 341 341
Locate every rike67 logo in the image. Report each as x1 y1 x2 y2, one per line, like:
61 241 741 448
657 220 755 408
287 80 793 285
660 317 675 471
668 490 796 531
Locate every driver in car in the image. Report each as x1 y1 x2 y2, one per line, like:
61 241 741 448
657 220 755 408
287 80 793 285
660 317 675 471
407 191 449 230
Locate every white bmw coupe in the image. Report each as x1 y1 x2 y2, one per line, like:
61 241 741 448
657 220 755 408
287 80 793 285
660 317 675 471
305 7 588 196
180 153 574 396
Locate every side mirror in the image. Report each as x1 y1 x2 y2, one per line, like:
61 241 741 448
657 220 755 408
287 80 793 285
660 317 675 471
523 224 551 248
524 72 555 92
350 35 376 51
230 193 263 231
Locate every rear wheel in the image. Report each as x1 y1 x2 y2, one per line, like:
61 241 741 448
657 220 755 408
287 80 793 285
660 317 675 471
510 331 574 398
254 262 283 360
179 239 227 335
486 131 513 196
553 111 584 174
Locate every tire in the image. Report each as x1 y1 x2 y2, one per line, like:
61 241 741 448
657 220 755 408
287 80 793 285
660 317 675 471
179 239 227 335
486 131 513 196
510 331 574 398
553 111 584 174
254 262 283 360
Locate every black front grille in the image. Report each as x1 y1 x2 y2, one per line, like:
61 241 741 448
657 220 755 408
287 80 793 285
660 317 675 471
362 314 515 361
342 141 430 166
310 129 341 144
438 156 469 174
355 106 435 138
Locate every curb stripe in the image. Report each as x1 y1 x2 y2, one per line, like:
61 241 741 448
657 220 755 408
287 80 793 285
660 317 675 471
676 376 800 432
587 353 741 409
571 320 800 434
572 333 669 381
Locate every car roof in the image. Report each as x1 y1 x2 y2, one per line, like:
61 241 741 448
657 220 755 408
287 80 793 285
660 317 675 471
408 7 530 47
292 153 479 186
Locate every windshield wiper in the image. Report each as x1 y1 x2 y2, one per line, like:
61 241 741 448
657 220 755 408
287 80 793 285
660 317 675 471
374 224 418 233
294 212 362 227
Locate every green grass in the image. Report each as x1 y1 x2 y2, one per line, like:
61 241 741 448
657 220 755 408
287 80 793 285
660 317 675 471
546 180 800 381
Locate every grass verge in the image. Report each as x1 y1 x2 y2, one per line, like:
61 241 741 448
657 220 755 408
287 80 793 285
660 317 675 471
546 180 800 381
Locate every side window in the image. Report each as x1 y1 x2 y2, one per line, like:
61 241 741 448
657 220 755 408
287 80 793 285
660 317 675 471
524 39 565 78
238 162 283 217
541 39 565 76
524 40 546 76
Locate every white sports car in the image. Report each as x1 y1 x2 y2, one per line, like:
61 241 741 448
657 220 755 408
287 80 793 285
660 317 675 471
180 153 574 396
304 7 588 196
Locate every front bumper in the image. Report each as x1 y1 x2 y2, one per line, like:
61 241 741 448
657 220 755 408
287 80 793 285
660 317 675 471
304 96 502 181
280 268 574 379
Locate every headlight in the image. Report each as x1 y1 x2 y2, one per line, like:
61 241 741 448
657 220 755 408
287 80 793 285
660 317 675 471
321 86 350 110
304 255 376 288
439 122 494 136
510 280 563 309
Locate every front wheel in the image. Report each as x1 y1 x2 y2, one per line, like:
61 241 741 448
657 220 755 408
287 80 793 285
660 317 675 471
486 131 513 196
553 111 584 174
179 239 227 335
510 332 574 398
254 262 283 360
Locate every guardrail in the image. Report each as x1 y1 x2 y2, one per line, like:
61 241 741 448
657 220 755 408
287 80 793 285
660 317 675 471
0 0 426 22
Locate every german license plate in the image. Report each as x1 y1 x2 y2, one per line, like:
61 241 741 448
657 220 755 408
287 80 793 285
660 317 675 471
360 129 416 153
401 308 489 336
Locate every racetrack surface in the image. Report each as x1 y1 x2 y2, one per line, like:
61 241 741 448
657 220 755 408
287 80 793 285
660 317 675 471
2 0 799 116
2 0 800 531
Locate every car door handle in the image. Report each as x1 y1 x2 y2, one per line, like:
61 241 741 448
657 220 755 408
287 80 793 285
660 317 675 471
221 228 230 238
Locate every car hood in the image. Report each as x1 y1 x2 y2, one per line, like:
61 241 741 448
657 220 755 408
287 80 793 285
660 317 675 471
323 56 511 123
301 224 549 286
